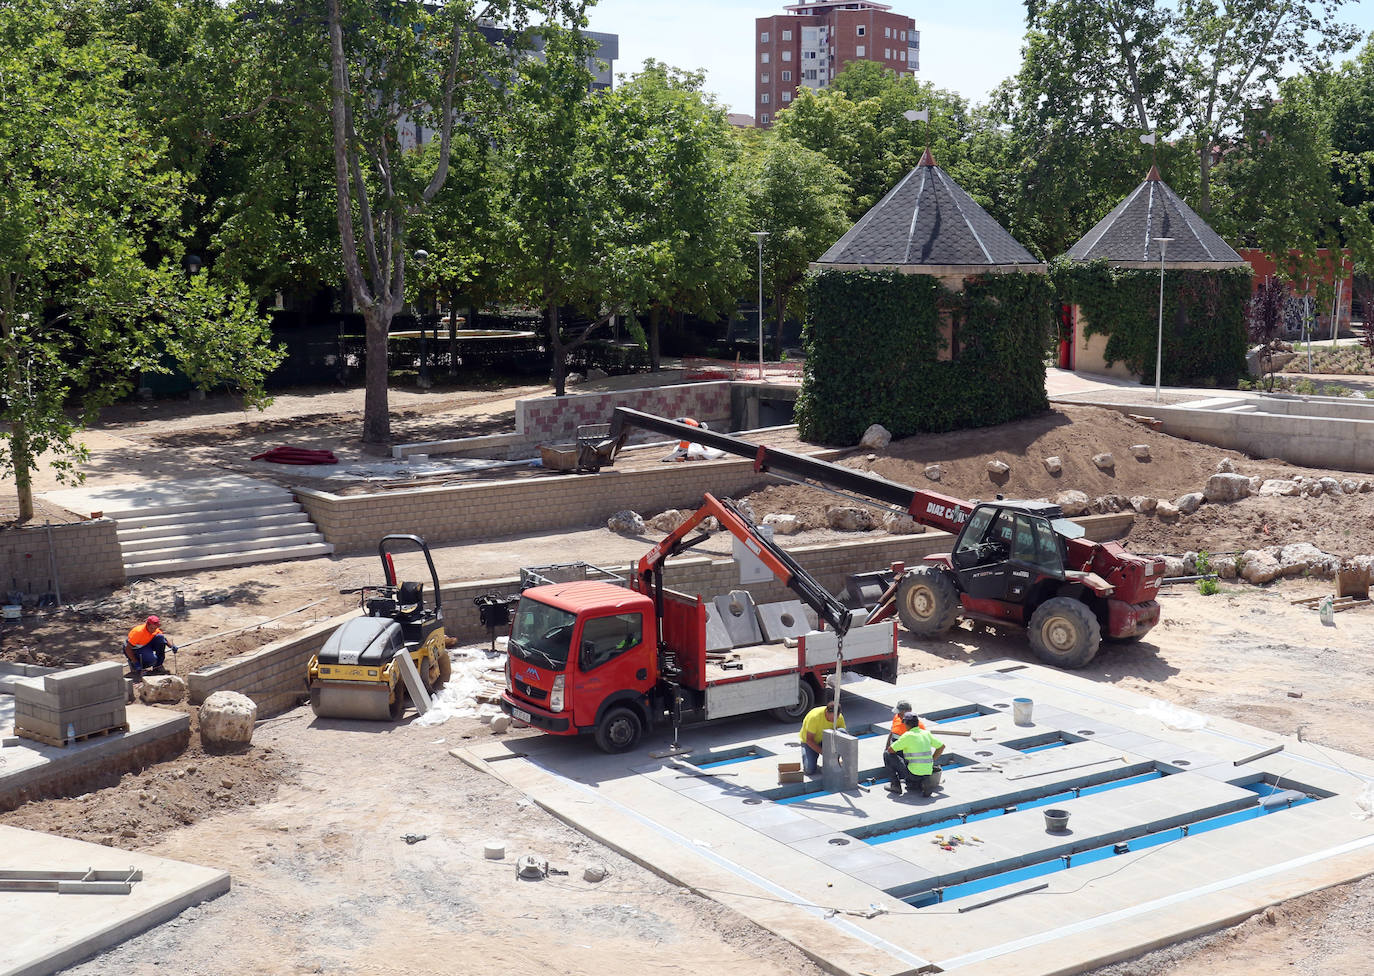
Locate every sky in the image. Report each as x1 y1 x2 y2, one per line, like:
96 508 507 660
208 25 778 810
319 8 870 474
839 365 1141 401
585 0 1374 117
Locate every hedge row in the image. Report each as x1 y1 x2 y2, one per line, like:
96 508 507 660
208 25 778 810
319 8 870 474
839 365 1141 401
795 268 1055 445
1051 259 1251 387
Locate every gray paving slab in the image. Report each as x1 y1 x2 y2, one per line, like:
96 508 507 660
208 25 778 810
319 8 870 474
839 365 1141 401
0 825 228 976
713 590 764 647
460 661 1374 976
756 600 813 642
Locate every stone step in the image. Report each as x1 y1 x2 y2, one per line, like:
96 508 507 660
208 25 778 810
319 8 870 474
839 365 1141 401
117 511 309 544
96 486 295 521
117 527 321 558
113 502 303 533
123 543 335 578
122 530 328 564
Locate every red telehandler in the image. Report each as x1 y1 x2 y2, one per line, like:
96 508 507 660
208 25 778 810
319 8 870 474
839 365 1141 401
604 409 1165 669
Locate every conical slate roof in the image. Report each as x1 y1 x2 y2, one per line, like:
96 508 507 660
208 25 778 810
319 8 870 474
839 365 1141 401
815 150 1044 271
1065 166 1247 266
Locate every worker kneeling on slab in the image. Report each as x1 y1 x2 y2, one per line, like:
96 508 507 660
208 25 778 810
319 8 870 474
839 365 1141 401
799 698 846 775
123 614 177 681
885 713 944 796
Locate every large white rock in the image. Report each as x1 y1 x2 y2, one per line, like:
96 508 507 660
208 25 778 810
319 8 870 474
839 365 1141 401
138 674 186 704
1258 479 1300 497
826 506 875 531
923 464 942 482
1130 444 1151 461
1204 473 1251 503
762 513 801 535
1175 492 1204 515
1043 456 1063 475
1162 555 1187 577
859 424 892 450
1130 495 1158 514
882 512 924 535
1213 555 1238 580
1318 477 1343 496
1155 500 1180 522
199 691 256 750
1278 543 1339 578
1239 549 1283 584
986 459 1010 476
1092 453 1115 471
1216 457 1236 473
607 510 646 536
1056 490 1091 517
1341 479 1361 495
727 498 757 523
646 509 689 533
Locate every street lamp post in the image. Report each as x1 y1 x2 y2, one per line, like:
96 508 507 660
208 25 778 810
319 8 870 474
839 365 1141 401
1153 237 1173 403
751 230 769 381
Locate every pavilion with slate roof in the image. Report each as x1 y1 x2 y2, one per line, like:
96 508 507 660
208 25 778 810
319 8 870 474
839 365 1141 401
1062 165 1251 380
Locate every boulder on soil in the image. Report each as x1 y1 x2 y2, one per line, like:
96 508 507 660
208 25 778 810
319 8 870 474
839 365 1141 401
1360 481 1373 493
199 691 256 750
138 674 186 704
882 512 924 535
1216 457 1236 473
1278 543 1339 578
728 497 757 523
646 509 689 533
1239 548 1283 584
1156 500 1180 522
1130 495 1158 514
564 372 586 386
586 368 608 380
859 424 892 450
607 510 646 536
987 459 1010 476
1318 477 1343 495
1092 452 1115 471
1044 456 1063 475
1249 476 1263 494
1300 478 1326 497
1131 444 1151 461
1204 473 1251 503
1175 492 1204 515
1182 551 1199 574
827 506 875 531
762 513 801 535
1259 479 1300 497
1341 479 1361 495
1162 555 1187 577
1213 555 1238 580
1056 490 1091 517
923 464 942 482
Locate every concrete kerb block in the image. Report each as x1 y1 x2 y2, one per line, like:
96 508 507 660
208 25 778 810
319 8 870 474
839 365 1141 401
822 729 859 793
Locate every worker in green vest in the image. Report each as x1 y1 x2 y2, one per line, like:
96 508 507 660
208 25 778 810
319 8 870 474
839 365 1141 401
885 712 945 796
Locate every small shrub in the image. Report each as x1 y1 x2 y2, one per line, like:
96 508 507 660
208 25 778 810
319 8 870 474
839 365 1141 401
1294 377 1319 395
1322 383 1352 397
1197 578 1220 596
1195 550 1213 575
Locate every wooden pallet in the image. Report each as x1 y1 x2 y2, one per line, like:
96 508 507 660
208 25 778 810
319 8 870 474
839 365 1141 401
17 723 129 748
1288 594 1371 613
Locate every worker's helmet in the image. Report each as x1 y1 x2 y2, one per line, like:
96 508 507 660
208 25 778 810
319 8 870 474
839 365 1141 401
895 700 912 714
903 710 919 723
146 615 160 628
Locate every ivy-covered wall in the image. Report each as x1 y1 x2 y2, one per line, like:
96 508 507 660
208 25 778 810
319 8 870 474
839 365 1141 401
795 268 1055 445
1052 260 1251 387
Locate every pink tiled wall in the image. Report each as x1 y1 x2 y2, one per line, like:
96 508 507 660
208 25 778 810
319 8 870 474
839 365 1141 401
517 382 732 441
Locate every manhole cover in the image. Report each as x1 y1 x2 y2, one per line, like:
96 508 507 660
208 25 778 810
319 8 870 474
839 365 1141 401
975 750 993 757
828 837 850 846
1077 730 1096 736
743 798 763 805
1175 759 1192 766
994 702 1009 708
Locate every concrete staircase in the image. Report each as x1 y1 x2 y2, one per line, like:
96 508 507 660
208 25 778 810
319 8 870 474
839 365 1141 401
44 476 333 578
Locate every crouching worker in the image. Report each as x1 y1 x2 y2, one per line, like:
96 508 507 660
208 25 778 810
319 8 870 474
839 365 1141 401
123 615 177 680
885 712 944 796
799 698 846 775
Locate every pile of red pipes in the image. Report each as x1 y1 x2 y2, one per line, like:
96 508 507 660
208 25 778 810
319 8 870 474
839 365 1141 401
250 446 339 465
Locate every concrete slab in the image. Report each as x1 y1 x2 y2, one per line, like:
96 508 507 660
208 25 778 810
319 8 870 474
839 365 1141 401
459 661 1374 976
0 825 229 976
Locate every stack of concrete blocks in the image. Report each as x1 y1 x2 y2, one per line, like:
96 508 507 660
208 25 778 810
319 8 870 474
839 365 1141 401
12 662 128 747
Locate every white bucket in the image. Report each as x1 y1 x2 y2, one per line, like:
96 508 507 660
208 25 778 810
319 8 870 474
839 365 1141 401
1013 697 1033 725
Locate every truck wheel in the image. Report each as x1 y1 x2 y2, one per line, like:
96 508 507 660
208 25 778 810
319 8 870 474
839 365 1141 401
896 567 960 635
1027 598 1101 669
770 678 815 722
595 707 643 753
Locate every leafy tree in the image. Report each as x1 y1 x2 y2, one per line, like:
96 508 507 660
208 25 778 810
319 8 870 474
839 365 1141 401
0 0 281 521
593 62 747 369
1245 277 1287 390
746 142 851 360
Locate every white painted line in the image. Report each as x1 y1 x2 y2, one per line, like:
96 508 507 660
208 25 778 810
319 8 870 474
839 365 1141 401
936 831 1374 970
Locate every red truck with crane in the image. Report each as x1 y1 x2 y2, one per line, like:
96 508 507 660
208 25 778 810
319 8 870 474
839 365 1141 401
499 493 900 753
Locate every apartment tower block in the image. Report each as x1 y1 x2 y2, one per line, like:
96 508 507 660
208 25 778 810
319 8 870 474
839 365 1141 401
754 1 918 126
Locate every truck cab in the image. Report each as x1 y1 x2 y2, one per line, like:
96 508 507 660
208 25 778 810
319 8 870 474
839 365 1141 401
503 580 657 749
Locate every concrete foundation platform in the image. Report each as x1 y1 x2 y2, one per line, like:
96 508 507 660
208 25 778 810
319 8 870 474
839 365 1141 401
0 703 190 811
0 825 229 976
458 661 1374 976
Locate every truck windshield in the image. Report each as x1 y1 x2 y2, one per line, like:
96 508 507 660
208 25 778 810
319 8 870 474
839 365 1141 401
509 598 576 670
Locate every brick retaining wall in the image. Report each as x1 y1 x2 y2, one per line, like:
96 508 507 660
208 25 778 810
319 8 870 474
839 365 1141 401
0 518 124 598
186 513 1133 718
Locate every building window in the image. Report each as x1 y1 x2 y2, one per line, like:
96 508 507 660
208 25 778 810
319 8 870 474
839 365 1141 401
782 91 792 102
899 30 906 41
804 50 817 59
782 29 792 40
761 73 770 83
760 93 770 104
803 68 817 80
856 25 865 36
760 31 769 43
885 26 891 38
899 50 905 61
884 48 890 59
761 52 770 63
782 50 791 61
781 70 791 81
856 44 865 57
760 113 770 123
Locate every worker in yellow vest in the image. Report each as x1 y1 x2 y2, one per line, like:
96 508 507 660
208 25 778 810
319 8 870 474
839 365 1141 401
885 711 945 796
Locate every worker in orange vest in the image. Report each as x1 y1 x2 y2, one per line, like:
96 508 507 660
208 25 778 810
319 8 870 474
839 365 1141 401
123 615 177 679
660 417 707 462
885 700 927 747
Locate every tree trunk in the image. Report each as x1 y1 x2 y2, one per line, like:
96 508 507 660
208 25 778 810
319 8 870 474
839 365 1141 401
446 291 460 377
1198 142 1213 215
362 304 391 443
11 419 33 523
548 303 567 396
648 306 662 372
772 293 787 363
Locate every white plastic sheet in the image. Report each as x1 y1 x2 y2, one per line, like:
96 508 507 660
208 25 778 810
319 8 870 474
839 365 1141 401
1136 699 1208 731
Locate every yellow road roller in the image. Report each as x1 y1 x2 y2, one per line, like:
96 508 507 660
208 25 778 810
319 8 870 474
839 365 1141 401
307 534 453 720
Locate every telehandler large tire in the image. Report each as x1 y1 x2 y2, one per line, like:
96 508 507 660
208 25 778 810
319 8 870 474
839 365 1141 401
896 567 960 635
1027 597 1101 669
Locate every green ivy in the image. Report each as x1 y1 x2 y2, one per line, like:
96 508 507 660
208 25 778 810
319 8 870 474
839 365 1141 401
796 269 1055 444
1051 259 1251 387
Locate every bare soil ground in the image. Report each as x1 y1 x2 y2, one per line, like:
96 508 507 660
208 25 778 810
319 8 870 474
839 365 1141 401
2 379 1373 975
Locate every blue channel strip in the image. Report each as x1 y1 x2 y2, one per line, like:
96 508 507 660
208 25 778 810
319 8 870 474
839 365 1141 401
904 783 1314 907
